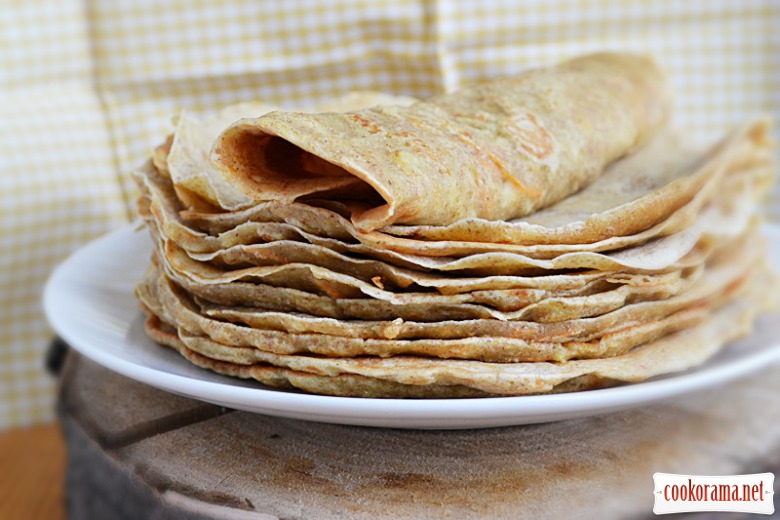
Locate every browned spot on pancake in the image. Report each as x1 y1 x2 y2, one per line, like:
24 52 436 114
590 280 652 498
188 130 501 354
350 114 382 134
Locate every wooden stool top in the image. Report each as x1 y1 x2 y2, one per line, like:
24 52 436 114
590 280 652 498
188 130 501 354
59 353 780 519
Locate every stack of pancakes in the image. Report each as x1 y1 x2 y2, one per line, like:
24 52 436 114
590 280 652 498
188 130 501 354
134 53 777 397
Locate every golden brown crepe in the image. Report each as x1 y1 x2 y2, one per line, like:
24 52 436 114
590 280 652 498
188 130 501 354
136 119 772 259
135 235 760 362
140 267 774 397
132 54 777 401
212 53 671 231
166 93 418 212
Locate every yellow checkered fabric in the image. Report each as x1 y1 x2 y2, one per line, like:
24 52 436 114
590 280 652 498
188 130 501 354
1 0 778 428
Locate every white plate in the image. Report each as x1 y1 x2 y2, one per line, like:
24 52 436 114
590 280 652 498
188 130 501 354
44 224 780 429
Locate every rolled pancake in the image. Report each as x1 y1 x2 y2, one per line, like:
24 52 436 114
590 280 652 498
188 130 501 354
135 119 772 259
167 105 272 212
382 121 774 244
141 267 776 396
166 93 418 212
212 53 671 230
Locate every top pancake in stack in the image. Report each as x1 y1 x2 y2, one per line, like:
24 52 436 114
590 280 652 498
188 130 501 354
134 53 777 397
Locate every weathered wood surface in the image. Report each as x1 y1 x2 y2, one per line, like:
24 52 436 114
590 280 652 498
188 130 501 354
59 352 780 519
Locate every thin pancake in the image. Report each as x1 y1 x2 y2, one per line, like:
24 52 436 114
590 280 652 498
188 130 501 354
141 267 775 396
135 119 772 259
212 53 671 230
166 93 418 212
157 232 725 322
188 235 762 341
137 239 758 362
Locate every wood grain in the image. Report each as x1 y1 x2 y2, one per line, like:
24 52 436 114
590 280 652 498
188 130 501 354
59 352 780 519
0 424 66 520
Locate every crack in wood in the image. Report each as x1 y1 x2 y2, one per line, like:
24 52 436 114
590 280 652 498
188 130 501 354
103 406 235 450
60 352 236 450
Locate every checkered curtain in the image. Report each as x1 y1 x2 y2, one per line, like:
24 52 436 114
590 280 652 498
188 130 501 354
1 0 777 428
